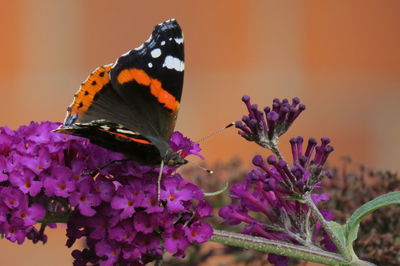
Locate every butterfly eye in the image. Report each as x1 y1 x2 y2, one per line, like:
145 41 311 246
164 151 187 167
167 159 175 167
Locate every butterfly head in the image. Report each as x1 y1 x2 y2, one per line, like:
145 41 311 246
164 150 188 167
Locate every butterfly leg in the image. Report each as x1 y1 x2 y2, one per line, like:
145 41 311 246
84 159 129 176
157 160 165 202
100 159 129 170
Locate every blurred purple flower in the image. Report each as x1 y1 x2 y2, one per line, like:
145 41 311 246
95 240 120 265
163 224 190 257
268 253 289 266
111 186 141 219
69 179 101 217
161 177 198 212
184 221 213 243
1 187 25 209
4 217 26 244
169 131 204 159
43 165 75 197
13 203 46 226
9 169 42 196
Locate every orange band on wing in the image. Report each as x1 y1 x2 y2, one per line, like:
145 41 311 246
70 65 112 116
99 129 151 145
117 68 180 112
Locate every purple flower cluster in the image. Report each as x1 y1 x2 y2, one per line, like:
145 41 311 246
220 97 335 266
254 136 334 194
0 121 212 265
219 139 336 265
235 96 305 149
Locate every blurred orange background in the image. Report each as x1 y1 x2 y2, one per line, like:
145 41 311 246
1 1 400 265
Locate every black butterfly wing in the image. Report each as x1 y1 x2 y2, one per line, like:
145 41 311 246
56 19 184 164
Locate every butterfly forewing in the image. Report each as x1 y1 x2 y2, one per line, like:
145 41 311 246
110 19 184 140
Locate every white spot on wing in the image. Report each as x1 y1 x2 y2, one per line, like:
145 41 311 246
174 37 183 44
134 44 144 51
161 41 166 46
162 55 184 72
111 60 118 69
145 34 152 43
120 50 130 57
116 129 140 135
151 48 161 58
100 125 110 130
148 62 153 68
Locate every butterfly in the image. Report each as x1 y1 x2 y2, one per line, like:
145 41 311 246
55 19 187 168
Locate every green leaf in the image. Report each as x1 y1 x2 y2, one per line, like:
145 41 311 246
344 191 400 254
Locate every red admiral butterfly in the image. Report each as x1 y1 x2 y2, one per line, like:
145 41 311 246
55 19 187 167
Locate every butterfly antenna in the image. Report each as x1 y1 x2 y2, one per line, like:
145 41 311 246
191 122 234 174
198 165 214 174
195 122 235 143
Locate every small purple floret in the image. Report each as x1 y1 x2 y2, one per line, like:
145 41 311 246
169 131 204 160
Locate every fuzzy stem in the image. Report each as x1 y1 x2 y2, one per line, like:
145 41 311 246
38 214 70 224
211 229 376 266
211 229 346 265
303 194 351 259
270 144 284 161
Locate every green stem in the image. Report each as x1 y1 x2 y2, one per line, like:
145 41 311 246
211 230 377 266
303 194 351 260
38 215 70 224
270 143 284 161
305 207 313 243
211 229 347 265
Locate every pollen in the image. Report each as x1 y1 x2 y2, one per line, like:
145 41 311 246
24 181 32 189
168 194 176 201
